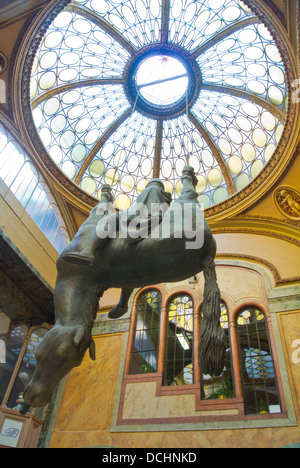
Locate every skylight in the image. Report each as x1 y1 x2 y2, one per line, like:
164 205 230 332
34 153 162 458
29 0 287 210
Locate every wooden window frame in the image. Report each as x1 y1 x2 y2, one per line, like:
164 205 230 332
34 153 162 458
119 285 287 425
0 322 51 448
0 322 51 415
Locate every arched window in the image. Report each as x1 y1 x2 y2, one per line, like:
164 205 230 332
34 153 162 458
163 294 194 386
236 307 281 415
125 289 284 422
129 289 161 375
202 301 234 400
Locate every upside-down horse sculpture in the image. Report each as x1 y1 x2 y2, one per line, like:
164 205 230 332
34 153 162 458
22 166 226 413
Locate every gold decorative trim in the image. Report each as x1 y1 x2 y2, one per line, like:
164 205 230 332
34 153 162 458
213 226 300 247
216 253 300 286
210 214 300 246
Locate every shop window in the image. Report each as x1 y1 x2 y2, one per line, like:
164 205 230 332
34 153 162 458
6 327 48 417
129 290 161 375
163 295 194 386
0 325 27 407
0 312 10 365
236 307 281 415
0 321 50 417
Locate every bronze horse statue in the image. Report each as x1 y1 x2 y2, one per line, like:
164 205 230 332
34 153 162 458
22 166 226 412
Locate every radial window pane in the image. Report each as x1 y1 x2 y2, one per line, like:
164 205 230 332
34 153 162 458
73 0 162 48
84 113 157 201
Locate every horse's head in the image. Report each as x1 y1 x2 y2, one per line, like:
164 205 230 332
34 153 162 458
23 323 95 410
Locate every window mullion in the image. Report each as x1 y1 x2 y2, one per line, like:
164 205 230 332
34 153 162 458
229 317 243 400
157 305 168 375
193 307 200 385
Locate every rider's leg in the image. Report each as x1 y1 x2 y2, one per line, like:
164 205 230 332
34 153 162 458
62 185 115 266
62 213 119 265
176 165 199 203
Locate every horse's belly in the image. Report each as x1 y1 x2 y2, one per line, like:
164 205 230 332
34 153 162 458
99 237 206 288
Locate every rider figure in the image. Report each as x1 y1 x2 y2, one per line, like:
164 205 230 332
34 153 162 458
62 178 172 266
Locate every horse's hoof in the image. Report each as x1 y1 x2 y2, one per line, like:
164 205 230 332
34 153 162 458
108 307 128 319
62 253 93 266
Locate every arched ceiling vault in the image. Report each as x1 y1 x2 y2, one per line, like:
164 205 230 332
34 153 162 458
12 0 300 223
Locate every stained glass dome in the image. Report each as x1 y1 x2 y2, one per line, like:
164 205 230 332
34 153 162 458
30 0 287 211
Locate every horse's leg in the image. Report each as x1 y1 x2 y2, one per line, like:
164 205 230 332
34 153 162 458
108 288 134 319
198 256 226 376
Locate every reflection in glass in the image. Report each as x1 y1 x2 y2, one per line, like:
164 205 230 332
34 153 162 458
236 308 281 415
0 325 27 406
6 328 48 413
202 302 234 400
163 295 194 386
129 290 161 374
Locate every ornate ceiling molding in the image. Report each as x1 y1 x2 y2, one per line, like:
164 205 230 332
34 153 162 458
211 214 300 246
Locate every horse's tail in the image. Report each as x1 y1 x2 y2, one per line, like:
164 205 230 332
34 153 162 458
198 258 226 376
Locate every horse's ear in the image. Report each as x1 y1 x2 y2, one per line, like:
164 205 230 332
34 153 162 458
73 326 85 346
89 339 96 361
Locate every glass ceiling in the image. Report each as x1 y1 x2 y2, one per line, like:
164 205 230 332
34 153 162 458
30 0 287 210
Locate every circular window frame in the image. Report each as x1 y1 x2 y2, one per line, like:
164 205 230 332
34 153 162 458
123 43 202 120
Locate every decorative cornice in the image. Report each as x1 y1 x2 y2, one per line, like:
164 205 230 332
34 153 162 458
213 226 300 247
240 213 300 229
297 0 300 75
210 213 300 248
216 253 300 286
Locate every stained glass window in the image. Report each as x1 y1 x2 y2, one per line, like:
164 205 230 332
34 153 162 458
31 0 287 208
202 301 234 399
236 307 281 415
127 289 283 417
163 295 194 386
129 290 161 374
